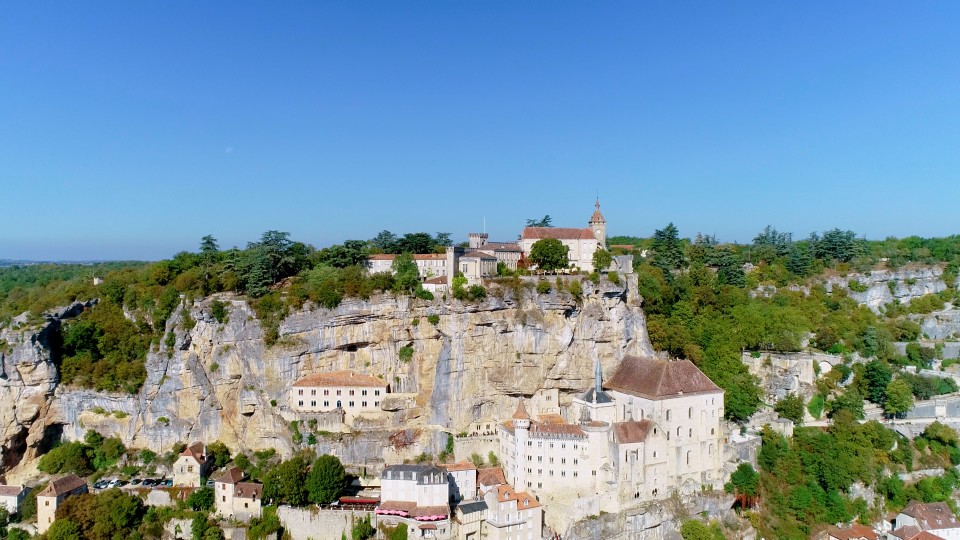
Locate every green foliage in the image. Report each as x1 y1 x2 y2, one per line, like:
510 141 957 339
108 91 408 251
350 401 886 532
59 300 150 393
262 455 309 506
526 215 552 228
487 451 500 466
726 462 759 497
248 506 283 540
315 240 370 268
382 523 408 540
568 279 583 302
306 454 347 505
290 421 303 445
210 299 229 323
391 254 421 294
55 489 145 540
847 279 868 293
529 238 569 271
427 314 440 325
908 294 946 314
186 487 215 511
883 377 914 416
536 280 551 294
398 345 414 363
39 441 94 476
415 287 434 301
807 394 826 419
592 249 613 272
827 388 865 419
774 394 805 424
206 440 231 468
47 519 82 540
469 453 484 467
679 519 726 540
351 515 375 540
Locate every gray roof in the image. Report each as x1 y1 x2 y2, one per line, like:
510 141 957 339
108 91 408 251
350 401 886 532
458 500 488 514
382 464 448 485
580 387 614 404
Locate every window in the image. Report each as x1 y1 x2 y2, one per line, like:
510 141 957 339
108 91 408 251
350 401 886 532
375 390 381 396
527 456 531 462
188 466 194 473
324 401 329 407
686 451 691 465
222 496 226 502
349 390 355 396
561 443 566 449
245 503 248 508
549 457 554 464
537 469 542 475
689 428 693 437
362 401 367 407
561 458 566 464
324 389 329 396
666 410 671 421
337 390 342 396
677 427 682 437
362 390 368 396
573 458 578 465
549 443 553 449
573 471 578 477
527 441 532 447
298 400 303 406
653 451 658 458
538 442 542 448
45 501 49 507
375 401 379 407
549 470 554 476
689 407 693 418
349 401 355 407
592 470 597 476
538 456 542 463
310 401 316 407
298 389 303 396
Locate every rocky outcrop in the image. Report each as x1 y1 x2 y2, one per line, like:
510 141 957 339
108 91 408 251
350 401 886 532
825 266 953 312
1 277 653 474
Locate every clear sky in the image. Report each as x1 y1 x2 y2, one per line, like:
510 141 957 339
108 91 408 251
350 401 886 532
2 2 959 260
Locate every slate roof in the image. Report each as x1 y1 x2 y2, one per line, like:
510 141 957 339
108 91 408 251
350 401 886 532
214 467 245 485
382 464 447 484
369 254 446 261
480 242 522 253
293 371 387 388
900 500 960 530
580 387 614 404
0 485 25 497
457 500 488 514
38 475 86 497
612 420 656 444
461 251 497 259
521 227 596 241
604 356 721 399
529 422 585 439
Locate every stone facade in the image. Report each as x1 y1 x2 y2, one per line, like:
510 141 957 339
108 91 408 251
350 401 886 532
368 254 449 279
377 464 451 539
173 442 211 487
519 200 607 272
290 371 387 419
36 475 87 534
214 467 263 521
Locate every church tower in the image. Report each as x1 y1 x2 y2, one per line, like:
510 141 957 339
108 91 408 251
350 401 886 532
589 199 606 248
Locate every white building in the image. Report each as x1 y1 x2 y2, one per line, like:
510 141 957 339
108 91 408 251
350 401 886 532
499 355 725 504
173 442 212 487
457 251 498 286
36 475 87 534
467 234 523 271
890 501 960 540
214 467 263 521
290 371 388 416
377 464 451 539
482 483 543 540
443 462 478 504
519 200 607 272
368 254 449 279
0 485 26 515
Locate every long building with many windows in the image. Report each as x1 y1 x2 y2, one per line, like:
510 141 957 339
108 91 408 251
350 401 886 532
290 371 387 414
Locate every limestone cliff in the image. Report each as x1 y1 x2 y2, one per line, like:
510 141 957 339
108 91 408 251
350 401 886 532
824 265 955 312
1 276 652 475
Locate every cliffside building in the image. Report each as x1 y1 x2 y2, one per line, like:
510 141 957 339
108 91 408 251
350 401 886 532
499 355 725 505
290 371 388 418
173 443 212 487
891 501 960 540
519 200 607 272
482 483 543 540
377 464 451 539
36 475 87 534
214 467 263 521
0 485 26 515
368 254 449 279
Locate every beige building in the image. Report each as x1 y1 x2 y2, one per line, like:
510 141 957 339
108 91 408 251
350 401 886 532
36 475 87 533
519 200 607 272
422 276 449 295
482 483 542 540
500 355 725 505
214 467 263 521
173 443 212 487
454 499 487 540
377 465 451 539
826 524 880 540
290 371 387 416
368 254 449 279
443 462 478 504
457 251 498 286
467 234 522 271
0 485 26 515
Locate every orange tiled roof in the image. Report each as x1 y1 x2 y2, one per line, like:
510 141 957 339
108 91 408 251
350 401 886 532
293 371 387 388
477 467 505 487
826 523 880 540
495 484 541 509
443 461 478 472
180 442 207 464
369 254 446 261
214 467 245 485
613 420 655 444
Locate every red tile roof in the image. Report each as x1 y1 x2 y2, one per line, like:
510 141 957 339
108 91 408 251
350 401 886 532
613 420 655 444
461 251 497 259
477 467 506 487
180 442 207 464
369 254 446 261
826 523 880 540
529 422 585 439
214 467 245 485
423 276 447 285
900 500 960 530
521 227 596 241
38 475 87 497
512 399 530 420
590 200 605 223
604 356 721 399
293 371 387 388
495 484 541 509
443 461 478 472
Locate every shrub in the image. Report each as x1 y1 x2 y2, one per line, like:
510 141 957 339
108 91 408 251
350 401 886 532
536 280 551 294
568 280 583 301
415 287 434 301
210 300 229 323
807 394 825 419
848 279 868 293
427 314 440 325
398 345 414 362
774 394 805 424
209 362 219 372
411 318 419 326
608 271 621 285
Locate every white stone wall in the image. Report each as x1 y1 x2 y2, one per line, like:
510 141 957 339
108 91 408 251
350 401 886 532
290 384 386 413
277 506 376 540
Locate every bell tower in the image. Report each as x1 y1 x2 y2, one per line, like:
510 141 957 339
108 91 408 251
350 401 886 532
589 198 606 248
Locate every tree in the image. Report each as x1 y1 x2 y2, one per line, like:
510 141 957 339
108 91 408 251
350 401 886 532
351 515 375 540
306 454 347 505
391 253 421 293
884 378 914 417
774 394 805 424
680 519 725 540
316 240 369 268
263 455 309 506
47 519 82 540
206 441 231 468
526 215 552 227
199 235 220 267
651 223 685 273
187 487 215 511
529 239 569 271
487 451 500 466
861 360 893 404
592 249 613 272
713 247 745 287
38 442 93 476
725 463 759 497
370 230 398 253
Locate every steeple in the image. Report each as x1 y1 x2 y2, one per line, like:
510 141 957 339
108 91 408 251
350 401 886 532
589 199 607 249
512 398 531 430
594 358 603 399
590 198 605 224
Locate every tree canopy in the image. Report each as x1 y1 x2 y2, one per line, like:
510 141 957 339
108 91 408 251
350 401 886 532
529 239 569 271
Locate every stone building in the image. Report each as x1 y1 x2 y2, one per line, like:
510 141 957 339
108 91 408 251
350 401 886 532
290 371 388 420
376 464 451 539
890 501 960 539
214 467 263 521
519 200 607 272
466 233 523 271
499 355 725 505
36 475 87 533
0 485 26 515
456 251 498 286
443 462 478 504
482 483 543 540
368 254 449 279
173 442 212 487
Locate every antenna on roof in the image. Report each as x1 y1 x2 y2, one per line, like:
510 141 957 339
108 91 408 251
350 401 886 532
483 216 486 234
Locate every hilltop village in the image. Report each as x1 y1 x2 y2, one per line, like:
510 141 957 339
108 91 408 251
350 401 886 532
4 202 960 540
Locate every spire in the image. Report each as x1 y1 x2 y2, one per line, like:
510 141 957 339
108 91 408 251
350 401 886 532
590 199 605 223
512 398 530 421
594 358 602 396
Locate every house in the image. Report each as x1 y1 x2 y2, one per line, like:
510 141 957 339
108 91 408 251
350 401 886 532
422 276 449 295
891 501 960 539
826 523 881 540
477 467 506 496
467 234 522 271
482 483 543 540
36 475 87 534
377 465 451 539
213 467 262 520
368 254 450 279
456 251 498 286
499 355 725 504
0 485 26 515
518 200 607 272
454 499 487 540
888 528 946 540
290 371 388 417
443 462 478 503
173 443 212 487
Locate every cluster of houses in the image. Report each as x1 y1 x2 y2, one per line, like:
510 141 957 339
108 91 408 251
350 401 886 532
825 500 960 539
364 199 611 292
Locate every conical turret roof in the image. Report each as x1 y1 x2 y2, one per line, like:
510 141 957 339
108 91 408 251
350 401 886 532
512 398 530 420
590 199 605 223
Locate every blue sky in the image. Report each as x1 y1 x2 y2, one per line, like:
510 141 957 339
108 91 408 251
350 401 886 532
2 2 959 260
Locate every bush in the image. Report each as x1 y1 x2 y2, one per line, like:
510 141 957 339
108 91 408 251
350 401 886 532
427 314 440 325
848 279 868 293
210 299 229 323
536 280 551 294
398 345 414 362
414 287 434 301
807 394 825 419
187 487 215 511
568 280 583 301
608 271 621 285
774 394 805 424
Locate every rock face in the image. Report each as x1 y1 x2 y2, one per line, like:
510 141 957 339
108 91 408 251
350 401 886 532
1 277 653 474
825 266 953 312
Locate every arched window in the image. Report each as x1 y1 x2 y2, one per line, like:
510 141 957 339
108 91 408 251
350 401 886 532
688 428 692 437
688 407 693 419
666 410 671 421
677 426 682 437
686 451 691 465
